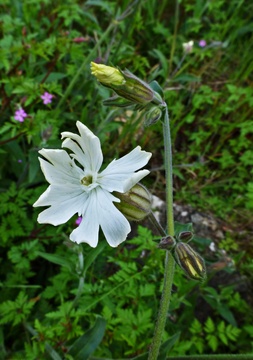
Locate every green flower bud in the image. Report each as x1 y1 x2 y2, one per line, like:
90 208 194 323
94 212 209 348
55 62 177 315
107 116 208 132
144 106 163 126
158 235 176 250
91 62 164 107
178 231 194 242
114 183 152 221
115 68 154 105
174 242 206 281
90 62 125 86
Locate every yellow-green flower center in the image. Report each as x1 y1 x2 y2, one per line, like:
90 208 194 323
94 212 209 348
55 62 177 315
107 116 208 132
81 175 93 186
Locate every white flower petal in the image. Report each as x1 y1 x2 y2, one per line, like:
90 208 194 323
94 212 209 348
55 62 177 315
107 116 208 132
61 121 103 172
98 146 151 192
62 137 90 170
34 184 85 207
120 169 150 192
101 146 151 175
38 151 84 185
69 188 129 247
34 185 88 225
99 169 150 193
96 188 131 247
69 194 100 247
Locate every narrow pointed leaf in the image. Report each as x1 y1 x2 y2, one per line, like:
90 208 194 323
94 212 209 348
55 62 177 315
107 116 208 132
36 251 73 270
158 332 181 359
131 332 180 360
149 80 164 98
68 317 106 360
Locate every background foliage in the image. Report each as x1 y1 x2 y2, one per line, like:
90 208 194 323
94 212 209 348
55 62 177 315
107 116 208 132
0 0 253 358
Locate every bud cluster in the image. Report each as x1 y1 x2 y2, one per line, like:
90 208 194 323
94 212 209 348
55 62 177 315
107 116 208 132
90 62 165 125
158 230 206 281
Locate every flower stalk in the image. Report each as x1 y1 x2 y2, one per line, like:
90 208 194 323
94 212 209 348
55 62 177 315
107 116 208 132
148 106 176 360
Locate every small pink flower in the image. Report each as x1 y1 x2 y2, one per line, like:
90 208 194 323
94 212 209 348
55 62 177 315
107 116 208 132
41 92 53 105
14 108 28 122
72 36 88 43
75 216 82 226
199 40 207 47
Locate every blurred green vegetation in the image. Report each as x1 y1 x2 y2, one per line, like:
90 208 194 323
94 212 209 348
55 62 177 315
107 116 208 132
0 0 253 358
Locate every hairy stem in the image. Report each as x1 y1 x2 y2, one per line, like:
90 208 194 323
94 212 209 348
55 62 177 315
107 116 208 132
148 106 175 359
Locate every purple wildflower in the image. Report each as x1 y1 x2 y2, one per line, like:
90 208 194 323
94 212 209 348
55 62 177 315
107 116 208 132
14 108 28 122
41 92 53 105
199 40 207 47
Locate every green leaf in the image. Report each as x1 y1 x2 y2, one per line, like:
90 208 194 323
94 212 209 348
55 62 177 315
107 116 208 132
130 351 148 359
207 334 218 352
45 344 63 360
35 72 67 83
149 80 164 98
83 240 107 275
226 324 241 341
29 149 41 184
174 222 193 238
217 304 237 327
36 251 73 271
0 326 6 359
85 0 115 15
204 317 215 333
68 316 106 360
131 332 180 360
173 74 201 83
158 332 181 359
149 49 168 78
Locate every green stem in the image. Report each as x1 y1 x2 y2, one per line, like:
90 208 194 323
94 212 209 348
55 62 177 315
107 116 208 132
90 355 253 360
163 107 175 236
167 356 253 360
148 106 175 360
147 211 166 237
69 248 85 312
25 323 62 360
148 251 175 360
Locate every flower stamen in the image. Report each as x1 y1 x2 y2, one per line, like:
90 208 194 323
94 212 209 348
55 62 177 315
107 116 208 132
81 175 93 186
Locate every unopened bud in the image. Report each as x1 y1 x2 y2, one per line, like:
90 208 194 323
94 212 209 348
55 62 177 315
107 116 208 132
115 69 154 105
144 106 163 126
174 242 206 281
158 235 176 250
178 231 193 242
114 183 152 221
91 62 163 106
90 62 125 86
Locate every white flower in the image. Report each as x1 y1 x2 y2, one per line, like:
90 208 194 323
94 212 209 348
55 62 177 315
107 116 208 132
182 40 194 53
33 121 152 248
